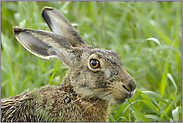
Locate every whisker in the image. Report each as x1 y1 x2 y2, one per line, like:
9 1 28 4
90 86 110 90
64 96 85 107
107 83 120 91
89 87 110 93
84 95 95 102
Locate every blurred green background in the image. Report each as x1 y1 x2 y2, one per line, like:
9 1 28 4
1 1 182 122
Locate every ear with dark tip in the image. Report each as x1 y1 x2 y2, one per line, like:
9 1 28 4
41 6 93 49
12 26 77 67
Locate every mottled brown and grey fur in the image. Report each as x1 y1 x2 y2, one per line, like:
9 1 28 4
1 6 136 122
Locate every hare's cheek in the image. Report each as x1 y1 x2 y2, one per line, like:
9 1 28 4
69 71 95 93
104 69 118 80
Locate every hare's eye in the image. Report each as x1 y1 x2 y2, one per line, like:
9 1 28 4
90 59 100 69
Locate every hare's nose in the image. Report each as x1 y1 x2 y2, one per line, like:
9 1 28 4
122 78 136 92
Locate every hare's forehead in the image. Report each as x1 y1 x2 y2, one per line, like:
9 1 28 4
90 49 119 58
89 48 122 65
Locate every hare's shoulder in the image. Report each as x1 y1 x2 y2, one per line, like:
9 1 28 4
1 85 74 122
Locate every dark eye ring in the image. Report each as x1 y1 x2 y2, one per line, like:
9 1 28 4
90 59 100 69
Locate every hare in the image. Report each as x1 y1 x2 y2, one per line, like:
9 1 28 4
1 6 136 122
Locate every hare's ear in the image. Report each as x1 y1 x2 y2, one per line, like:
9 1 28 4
13 26 77 67
41 7 93 49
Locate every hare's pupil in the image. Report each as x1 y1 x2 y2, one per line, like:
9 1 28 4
91 60 97 66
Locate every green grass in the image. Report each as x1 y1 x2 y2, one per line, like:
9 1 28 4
1 1 182 122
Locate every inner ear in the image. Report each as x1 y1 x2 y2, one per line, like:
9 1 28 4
41 6 93 49
13 26 79 68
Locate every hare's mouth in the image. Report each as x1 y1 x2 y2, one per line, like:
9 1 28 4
110 90 136 104
98 93 129 104
115 98 126 104
114 92 134 104
113 95 129 104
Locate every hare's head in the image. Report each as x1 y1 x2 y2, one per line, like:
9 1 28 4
13 7 136 104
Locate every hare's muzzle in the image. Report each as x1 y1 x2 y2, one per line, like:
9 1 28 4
119 67 136 98
111 70 136 103
122 78 136 93
107 76 136 104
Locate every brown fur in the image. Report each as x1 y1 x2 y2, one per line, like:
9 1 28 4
1 6 136 122
1 85 110 122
